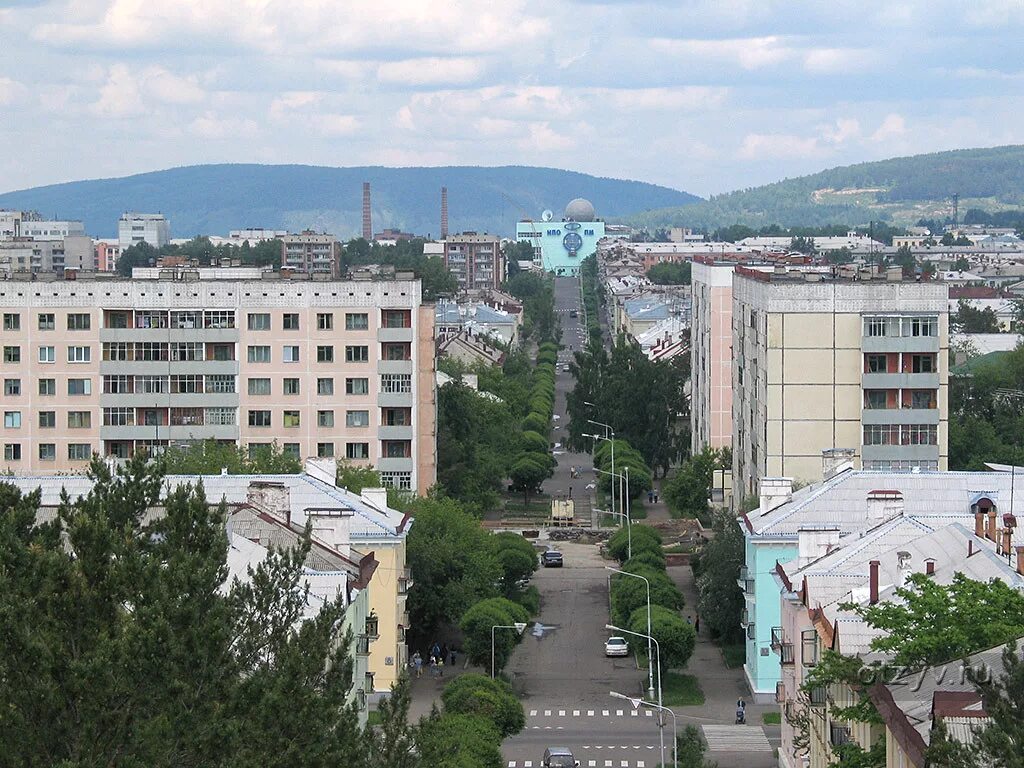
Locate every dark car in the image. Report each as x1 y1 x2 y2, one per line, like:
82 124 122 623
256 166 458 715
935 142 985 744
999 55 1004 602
569 310 578 318
541 550 563 568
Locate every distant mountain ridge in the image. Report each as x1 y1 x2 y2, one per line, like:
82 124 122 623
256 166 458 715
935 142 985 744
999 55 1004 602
628 145 1024 231
0 164 701 239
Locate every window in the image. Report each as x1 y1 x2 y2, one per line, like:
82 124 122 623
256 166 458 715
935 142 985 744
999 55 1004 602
909 389 936 409
283 410 301 428
801 630 819 667
39 411 56 428
137 375 168 394
203 310 235 329
3 346 20 363
866 354 889 373
910 354 935 373
136 341 167 361
170 408 203 426
171 311 200 329
383 440 411 458
206 407 236 426
67 346 91 363
170 342 203 362
383 309 411 328
317 410 334 427
68 378 92 396
206 374 236 393
346 345 369 363
208 343 233 361
346 442 369 460
283 378 300 395
903 424 938 446
864 390 888 410
383 342 411 361
104 375 132 394
3 313 19 331
283 443 300 459
38 346 55 363
379 471 412 491
346 312 369 330
346 410 370 427
907 316 938 337
383 407 410 426
248 377 271 396
317 378 334 396
317 312 333 330
863 424 900 446
103 407 134 426
380 373 412 394
68 444 92 461
38 313 55 330
865 317 887 337
39 444 55 461
248 313 270 330
68 411 92 429
135 311 168 329
67 313 91 330
248 410 271 427
317 442 335 458
4 444 21 461
346 377 369 395
248 345 271 363
106 442 130 459
317 345 334 363
283 346 300 363
4 379 20 396
170 375 202 394
103 342 130 361
283 313 300 330
4 411 21 429
36 379 53 396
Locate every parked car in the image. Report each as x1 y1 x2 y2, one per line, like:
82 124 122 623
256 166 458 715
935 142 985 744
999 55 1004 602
542 747 580 767
540 550 563 568
569 310 578 317
561 364 570 372
605 636 629 657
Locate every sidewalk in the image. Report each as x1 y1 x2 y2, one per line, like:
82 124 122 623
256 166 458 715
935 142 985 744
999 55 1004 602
405 654 489 720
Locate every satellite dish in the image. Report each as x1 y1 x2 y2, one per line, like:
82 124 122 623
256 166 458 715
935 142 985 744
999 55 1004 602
542 209 554 222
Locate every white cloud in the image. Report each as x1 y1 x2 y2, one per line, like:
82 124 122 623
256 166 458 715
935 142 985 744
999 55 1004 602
90 64 205 117
739 132 821 160
377 57 484 86
0 76 25 105
316 114 360 137
821 118 861 144
270 91 321 117
596 86 729 111
870 113 907 142
188 113 258 140
803 48 876 74
518 122 576 153
650 36 795 70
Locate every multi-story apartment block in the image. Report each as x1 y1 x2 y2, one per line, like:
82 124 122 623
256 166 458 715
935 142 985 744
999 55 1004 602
732 265 949 499
443 232 503 292
118 212 170 249
95 240 122 272
0 273 436 494
0 210 24 239
690 258 737 454
280 232 341 277
0 238 67 274
19 220 86 239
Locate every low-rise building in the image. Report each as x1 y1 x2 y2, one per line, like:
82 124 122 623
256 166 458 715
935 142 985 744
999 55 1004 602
18 220 86 240
118 212 170 249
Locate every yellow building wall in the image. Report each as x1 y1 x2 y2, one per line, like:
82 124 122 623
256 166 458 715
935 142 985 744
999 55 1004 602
364 540 409 695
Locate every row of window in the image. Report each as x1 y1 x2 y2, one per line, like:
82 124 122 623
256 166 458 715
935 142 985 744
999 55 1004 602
864 353 937 374
245 342 410 364
863 389 938 410
862 424 939 446
2 312 90 331
106 310 237 330
3 373 414 397
4 345 95 364
4 443 92 461
101 342 233 362
864 315 939 338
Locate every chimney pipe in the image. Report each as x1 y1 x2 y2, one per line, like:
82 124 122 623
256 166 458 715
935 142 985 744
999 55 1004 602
925 558 936 576
441 186 449 240
975 510 986 538
1000 527 1012 555
1017 546 1024 576
987 509 998 541
362 182 372 241
968 539 976 557
869 560 880 605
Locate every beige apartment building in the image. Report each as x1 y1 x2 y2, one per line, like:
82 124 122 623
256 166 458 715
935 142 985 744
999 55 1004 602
690 257 737 455
0 272 436 494
732 265 949 499
280 232 341 277
443 232 503 292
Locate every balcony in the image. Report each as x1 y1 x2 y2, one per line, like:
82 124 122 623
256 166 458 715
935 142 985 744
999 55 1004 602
737 566 754 594
355 634 371 656
398 567 413 595
775 682 786 704
779 642 795 665
808 685 827 707
740 609 749 627
364 613 379 640
829 723 851 748
770 626 784 650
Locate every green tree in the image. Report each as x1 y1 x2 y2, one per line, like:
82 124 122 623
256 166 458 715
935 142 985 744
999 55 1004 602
162 438 302 474
664 448 726 519
843 572 1024 667
116 240 158 276
647 261 692 285
509 452 551 506
366 675 419 768
490 532 538 598
951 298 1001 333
790 235 816 254
624 549 667 572
441 674 525 738
628 604 696 672
459 597 530 674
405 496 500 644
694 508 746 643
607 524 662 563
611 567 684 627
336 461 383 494
416 712 503 768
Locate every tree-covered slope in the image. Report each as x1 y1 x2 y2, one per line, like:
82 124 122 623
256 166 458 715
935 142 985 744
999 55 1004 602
0 164 700 238
630 145 1024 231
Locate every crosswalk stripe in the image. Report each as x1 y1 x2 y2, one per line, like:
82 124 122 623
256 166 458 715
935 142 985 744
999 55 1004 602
544 710 551 717
637 762 644 767
645 710 652 717
602 709 610 716
616 709 624 716
573 709 580 716
621 762 629 767
604 761 612 767
587 709 595 716
630 710 638 717
529 710 537 717
558 709 566 717
702 725 772 753
524 762 532 767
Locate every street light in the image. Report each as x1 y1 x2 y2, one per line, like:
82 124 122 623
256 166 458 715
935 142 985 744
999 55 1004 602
491 622 528 678
605 568 654 701
594 466 631 557
582 427 615 523
609 690 677 768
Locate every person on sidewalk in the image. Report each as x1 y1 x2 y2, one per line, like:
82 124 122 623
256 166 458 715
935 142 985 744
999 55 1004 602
694 614 700 634
412 651 423 678
648 490 654 504
449 647 458 668
429 656 437 678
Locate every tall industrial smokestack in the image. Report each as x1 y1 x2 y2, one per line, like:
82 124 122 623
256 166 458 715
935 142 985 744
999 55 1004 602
362 182 372 241
441 186 449 239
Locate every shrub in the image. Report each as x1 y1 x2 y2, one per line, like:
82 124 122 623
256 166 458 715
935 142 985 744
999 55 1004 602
629 604 696 672
608 524 662 563
441 675 525 738
611 568 684 626
460 597 530 674
624 549 666 572
417 712 503 768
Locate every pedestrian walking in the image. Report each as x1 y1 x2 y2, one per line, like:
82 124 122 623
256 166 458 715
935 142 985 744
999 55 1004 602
413 651 423 678
449 648 457 667
429 656 438 678
686 615 692 625
648 490 654 503
694 614 700 634
653 492 659 503
437 657 445 677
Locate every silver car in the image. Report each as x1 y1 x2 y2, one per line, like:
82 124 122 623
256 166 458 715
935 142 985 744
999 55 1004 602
605 636 629 657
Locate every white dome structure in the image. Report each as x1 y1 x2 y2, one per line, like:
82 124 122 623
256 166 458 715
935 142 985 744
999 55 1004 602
564 198 596 222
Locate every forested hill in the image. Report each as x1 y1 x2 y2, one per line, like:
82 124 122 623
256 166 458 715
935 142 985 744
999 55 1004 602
0 164 700 238
630 145 1024 231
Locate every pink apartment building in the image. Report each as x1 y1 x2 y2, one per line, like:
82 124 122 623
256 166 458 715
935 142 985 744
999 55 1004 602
690 257 736 454
0 273 436 494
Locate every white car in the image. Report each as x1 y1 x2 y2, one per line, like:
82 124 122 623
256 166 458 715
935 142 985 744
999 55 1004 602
605 636 629 657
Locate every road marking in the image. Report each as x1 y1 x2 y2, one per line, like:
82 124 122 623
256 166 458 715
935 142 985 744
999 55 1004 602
702 725 773 753
558 709 566 717
524 763 532 768
621 762 629 767
602 709 610 716
588 762 597 767
645 710 653 717
573 709 581 716
544 710 551 717
637 762 645 767
604 761 612 767
529 710 537 717
587 709 595 716
630 710 638 717
616 709 624 716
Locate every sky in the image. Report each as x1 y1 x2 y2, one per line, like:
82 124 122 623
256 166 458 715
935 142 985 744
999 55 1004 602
2 0 1024 197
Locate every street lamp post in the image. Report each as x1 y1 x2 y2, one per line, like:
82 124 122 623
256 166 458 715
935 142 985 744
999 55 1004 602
491 622 528 678
605 568 654 701
608 623 664 763
584 411 615 519
594 466 631 556
609 691 676 768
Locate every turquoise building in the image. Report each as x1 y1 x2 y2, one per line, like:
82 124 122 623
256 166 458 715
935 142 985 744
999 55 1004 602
516 198 605 276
